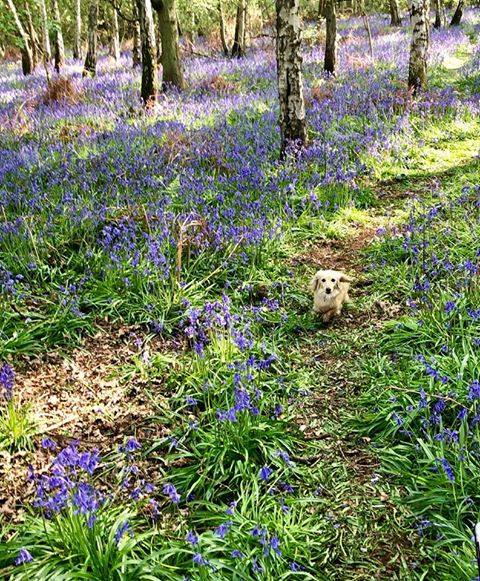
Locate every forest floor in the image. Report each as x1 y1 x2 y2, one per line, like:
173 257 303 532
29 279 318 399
1 14 480 580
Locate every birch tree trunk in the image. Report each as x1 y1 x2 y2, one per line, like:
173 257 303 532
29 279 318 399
39 0 52 61
51 0 65 72
450 0 463 25
137 0 158 103
110 6 121 60
73 0 82 58
5 0 34 74
156 0 184 89
25 2 41 68
408 0 429 94
433 0 445 28
324 0 337 75
219 1 229 56
231 0 246 57
276 0 307 157
132 0 141 67
83 0 98 77
389 0 402 26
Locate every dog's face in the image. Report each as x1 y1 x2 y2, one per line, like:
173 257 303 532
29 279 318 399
310 269 352 298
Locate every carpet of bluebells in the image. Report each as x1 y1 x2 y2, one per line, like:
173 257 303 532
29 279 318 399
0 9 480 580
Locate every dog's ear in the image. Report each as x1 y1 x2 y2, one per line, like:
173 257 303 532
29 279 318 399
340 274 353 283
309 274 319 293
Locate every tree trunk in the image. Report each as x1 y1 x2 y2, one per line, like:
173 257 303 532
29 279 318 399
324 0 337 75
73 0 82 58
83 0 98 77
137 0 158 103
5 0 34 74
156 0 184 89
51 0 65 72
361 10 374 62
276 0 307 158
231 0 246 57
218 1 229 56
110 7 121 59
408 0 430 94
433 0 445 27
25 2 40 68
389 0 402 26
155 11 162 63
318 0 325 18
132 0 141 67
450 0 463 25
39 0 52 61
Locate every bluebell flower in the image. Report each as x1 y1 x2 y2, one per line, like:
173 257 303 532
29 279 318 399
259 465 272 481
114 521 132 545
214 520 232 538
0 363 14 400
186 531 199 545
163 483 180 504
14 548 33 566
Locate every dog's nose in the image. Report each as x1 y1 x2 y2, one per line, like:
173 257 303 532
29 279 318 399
325 288 332 294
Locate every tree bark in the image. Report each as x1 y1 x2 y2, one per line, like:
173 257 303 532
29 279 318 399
218 1 229 56
389 0 402 26
318 0 325 18
155 11 162 63
110 6 121 59
324 0 337 75
433 0 445 27
408 0 429 94
231 0 246 57
5 0 34 74
276 0 307 158
83 0 98 76
39 0 52 61
51 0 65 72
132 0 141 67
450 0 463 25
361 10 374 62
25 2 40 68
73 0 82 58
137 0 158 103
156 0 184 89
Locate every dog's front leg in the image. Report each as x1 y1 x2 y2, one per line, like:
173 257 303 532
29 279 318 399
322 309 335 323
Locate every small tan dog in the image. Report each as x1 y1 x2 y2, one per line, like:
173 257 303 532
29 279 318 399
310 269 353 323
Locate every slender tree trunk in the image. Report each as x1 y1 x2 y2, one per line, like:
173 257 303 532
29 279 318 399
324 0 337 74
361 10 374 62
39 0 52 61
73 0 82 59
450 0 463 25
408 0 430 94
318 0 325 18
51 0 65 72
231 0 246 57
5 0 34 74
276 0 307 158
132 0 141 67
25 2 40 68
110 7 121 59
389 0 402 26
137 0 158 103
83 0 98 76
433 0 445 27
156 0 184 89
218 1 229 56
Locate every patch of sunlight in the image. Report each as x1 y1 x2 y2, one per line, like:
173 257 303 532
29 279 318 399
334 206 371 226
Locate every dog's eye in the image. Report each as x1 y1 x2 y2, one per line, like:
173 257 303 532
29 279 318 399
331 278 335 282
321 278 326 283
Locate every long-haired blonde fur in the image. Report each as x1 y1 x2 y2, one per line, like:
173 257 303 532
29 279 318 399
309 269 353 323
